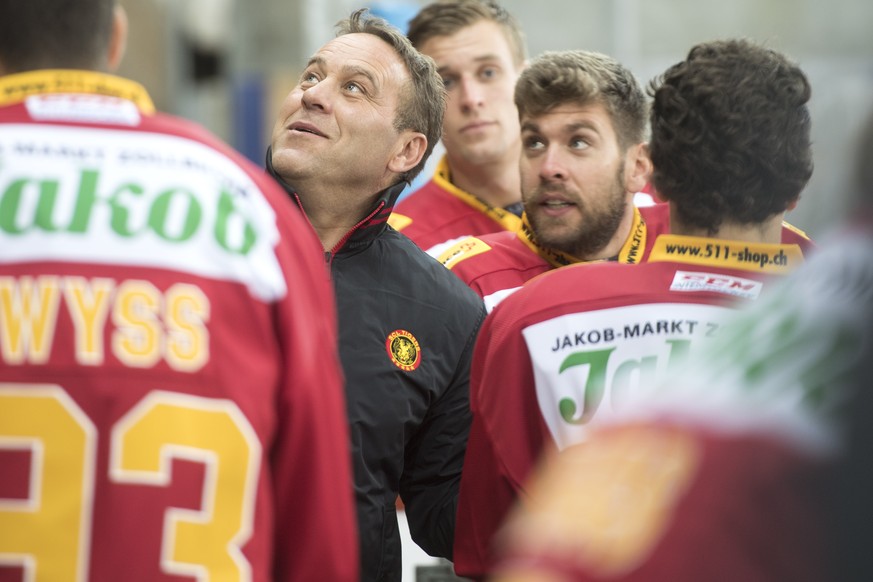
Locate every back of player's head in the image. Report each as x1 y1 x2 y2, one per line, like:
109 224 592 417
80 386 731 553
0 0 116 73
407 0 527 66
514 50 647 151
648 39 813 233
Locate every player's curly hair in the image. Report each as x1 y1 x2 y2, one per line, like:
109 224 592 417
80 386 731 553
648 39 813 234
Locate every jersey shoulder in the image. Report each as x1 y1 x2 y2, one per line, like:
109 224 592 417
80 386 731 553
639 203 672 236
389 180 459 231
438 230 533 271
781 220 815 251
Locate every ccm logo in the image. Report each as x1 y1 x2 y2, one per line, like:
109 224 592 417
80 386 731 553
670 271 762 298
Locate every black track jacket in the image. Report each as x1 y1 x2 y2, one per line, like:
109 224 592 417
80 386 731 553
268 155 486 581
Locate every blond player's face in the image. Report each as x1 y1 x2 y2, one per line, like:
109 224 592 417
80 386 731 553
419 20 522 168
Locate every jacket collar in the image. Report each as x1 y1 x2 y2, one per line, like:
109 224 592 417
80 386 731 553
516 205 647 267
265 146 407 254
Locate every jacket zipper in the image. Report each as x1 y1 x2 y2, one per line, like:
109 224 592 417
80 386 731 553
326 201 386 268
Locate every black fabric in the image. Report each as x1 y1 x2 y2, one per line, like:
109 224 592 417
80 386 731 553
267 151 486 581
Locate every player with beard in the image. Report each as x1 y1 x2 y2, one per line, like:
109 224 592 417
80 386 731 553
440 51 813 312
438 50 663 312
452 39 815 580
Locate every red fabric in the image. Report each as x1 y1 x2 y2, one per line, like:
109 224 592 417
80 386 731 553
447 203 672 308
449 229 552 300
492 423 829 582
394 178 518 254
453 238 804 579
0 85 358 582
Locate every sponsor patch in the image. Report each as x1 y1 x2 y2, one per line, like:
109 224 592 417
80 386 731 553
26 94 141 126
437 237 490 269
386 329 421 371
0 124 286 301
670 270 762 299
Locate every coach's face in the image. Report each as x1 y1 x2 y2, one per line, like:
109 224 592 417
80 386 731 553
271 33 424 196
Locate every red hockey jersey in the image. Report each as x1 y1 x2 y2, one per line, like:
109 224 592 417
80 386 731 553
489 226 873 582
440 204 670 311
440 203 813 313
389 156 522 257
0 70 357 582
453 233 807 579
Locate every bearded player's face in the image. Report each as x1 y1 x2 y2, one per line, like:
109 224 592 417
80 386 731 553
520 101 632 260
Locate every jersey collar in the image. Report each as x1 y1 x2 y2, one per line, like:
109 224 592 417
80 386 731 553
516 205 647 268
648 234 804 274
433 156 523 230
0 69 155 113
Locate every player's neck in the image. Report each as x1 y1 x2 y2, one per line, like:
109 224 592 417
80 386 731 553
670 207 785 244
446 153 521 209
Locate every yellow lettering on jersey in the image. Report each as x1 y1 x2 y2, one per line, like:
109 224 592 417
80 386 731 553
63 277 115 366
1 386 257 580
110 391 260 580
165 284 210 373
0 385 97 582
437 237 492 270
112 280 162 368
0 275 62 364
0 275 211 371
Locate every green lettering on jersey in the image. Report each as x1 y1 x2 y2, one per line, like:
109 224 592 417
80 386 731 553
148 188 202 242
558 347 616 425
556 339 693 425
1 168 260 255
67 169 99 233
214 190 256 255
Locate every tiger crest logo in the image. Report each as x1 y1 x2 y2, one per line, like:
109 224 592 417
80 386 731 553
386 329 421 371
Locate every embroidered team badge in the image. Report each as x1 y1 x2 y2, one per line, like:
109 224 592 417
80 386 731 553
386 329 421 371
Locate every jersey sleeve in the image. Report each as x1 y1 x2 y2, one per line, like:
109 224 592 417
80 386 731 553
453 303 554 580
267 196 359 582
489 422 828 582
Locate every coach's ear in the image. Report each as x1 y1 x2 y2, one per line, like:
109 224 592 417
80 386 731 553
107 5 129 71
